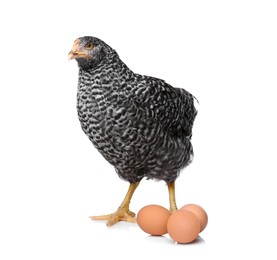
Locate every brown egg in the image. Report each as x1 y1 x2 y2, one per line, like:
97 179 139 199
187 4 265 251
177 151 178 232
180 204 208 232
137 205 171 236
167 210 200 244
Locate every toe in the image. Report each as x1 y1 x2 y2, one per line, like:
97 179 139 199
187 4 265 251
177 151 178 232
106 216 120 227
90 214 113 221
128 211 136 217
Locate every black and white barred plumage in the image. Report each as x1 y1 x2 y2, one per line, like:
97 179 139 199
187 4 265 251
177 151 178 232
71 36 197 183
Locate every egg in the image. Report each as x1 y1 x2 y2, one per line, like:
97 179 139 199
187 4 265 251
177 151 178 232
137 204 171 236
180 204 208 232
167 210 200 244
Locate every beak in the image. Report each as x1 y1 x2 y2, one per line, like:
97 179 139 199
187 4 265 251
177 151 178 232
68 50 82 60
68 50 76 60
68 39 89 60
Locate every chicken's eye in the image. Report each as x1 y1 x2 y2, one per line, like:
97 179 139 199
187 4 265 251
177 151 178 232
85 43 93 49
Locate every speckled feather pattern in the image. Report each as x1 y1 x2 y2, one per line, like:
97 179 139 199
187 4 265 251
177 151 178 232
75 37 197 183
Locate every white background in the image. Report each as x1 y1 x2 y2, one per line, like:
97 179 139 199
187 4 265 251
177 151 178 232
0 0 277 259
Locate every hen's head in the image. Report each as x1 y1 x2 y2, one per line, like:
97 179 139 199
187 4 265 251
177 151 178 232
68 36 113 70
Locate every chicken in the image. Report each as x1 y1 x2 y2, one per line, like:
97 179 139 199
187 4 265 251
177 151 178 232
69 36 197 226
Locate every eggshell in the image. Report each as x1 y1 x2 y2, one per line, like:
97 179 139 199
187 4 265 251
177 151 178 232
167 210 200 244
137 205 171 236
180 204 208 232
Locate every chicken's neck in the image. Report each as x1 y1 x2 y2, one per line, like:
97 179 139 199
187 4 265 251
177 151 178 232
78 54 136 88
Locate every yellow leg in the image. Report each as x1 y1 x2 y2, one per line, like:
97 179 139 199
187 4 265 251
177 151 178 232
167 181 178 212
91 181 140 226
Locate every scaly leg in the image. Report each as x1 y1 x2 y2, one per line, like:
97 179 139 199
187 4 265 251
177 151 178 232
167 181 178 212
90 181 140 226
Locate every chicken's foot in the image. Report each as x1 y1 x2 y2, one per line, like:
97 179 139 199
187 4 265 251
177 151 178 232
90 181 139 226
